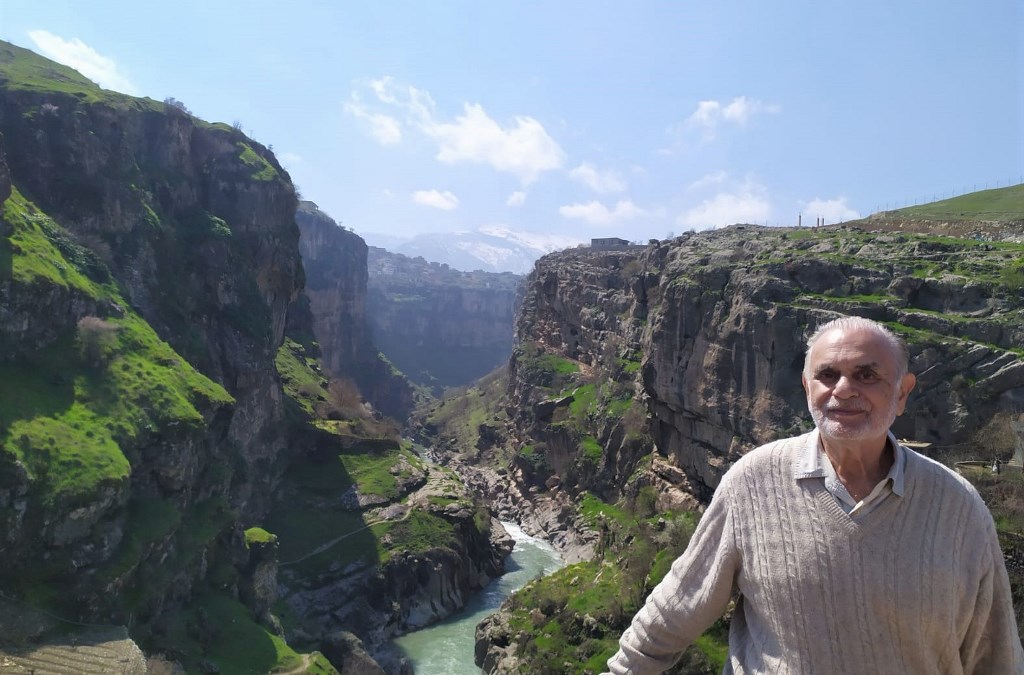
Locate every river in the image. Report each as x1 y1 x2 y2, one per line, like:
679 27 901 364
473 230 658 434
392 522 564 674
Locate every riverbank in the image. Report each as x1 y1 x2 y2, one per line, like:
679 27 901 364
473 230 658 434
392 523 563 674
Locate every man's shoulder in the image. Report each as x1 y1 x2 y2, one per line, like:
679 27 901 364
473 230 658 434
903 447 984 501
727 433 808 476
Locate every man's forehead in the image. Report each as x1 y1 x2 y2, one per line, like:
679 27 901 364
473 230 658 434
808 328 898 369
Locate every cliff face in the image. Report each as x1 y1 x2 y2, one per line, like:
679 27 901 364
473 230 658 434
0 40 306 640
295 202 414 418
367 247 519 392
508 226 1024 502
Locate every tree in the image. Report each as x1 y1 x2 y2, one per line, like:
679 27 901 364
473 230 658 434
163 97 191 115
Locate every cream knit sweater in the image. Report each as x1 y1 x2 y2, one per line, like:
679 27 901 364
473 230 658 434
605 433 1024 674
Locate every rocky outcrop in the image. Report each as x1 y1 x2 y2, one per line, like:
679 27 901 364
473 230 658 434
366 247 519 392
322 632 389 675
295 202 414 418
435 453 596 563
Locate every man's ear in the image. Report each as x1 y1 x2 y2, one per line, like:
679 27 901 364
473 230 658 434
801 373 808 395
896 372 917 415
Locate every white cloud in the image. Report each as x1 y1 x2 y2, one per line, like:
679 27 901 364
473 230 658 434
801 197 860 224
382 188 394 199
678 186 772 230
687 170 729 191
559 199 649 227
28 30 138 94
369 76 400 105
569 162 627 193
344 94 402 145
668 96 781 146
278 152 302 165
348 78 565 183
427 103 565 184
721 96 781 124
507 191 527 207
412 189 459 210
369 76 436 122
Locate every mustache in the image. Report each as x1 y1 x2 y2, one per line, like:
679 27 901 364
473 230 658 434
824 404 869 412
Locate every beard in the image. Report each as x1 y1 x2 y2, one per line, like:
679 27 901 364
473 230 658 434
808 392 900 442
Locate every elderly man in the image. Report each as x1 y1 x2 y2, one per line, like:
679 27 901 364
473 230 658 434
605 316 1023 674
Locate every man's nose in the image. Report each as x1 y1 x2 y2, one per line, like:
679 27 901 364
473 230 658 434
833 375 858 396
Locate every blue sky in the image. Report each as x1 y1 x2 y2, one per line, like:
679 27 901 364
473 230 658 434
2 0 1021 245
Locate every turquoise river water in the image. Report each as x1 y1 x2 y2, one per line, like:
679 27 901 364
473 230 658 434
393 522 564 674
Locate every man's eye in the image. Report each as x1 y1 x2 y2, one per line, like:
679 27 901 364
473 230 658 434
858 371 879 382
817 371 838 382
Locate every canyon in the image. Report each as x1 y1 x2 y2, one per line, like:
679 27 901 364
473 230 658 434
3 37 1024 675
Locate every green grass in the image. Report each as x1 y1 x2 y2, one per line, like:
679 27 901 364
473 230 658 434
513 342 581 392
567 383 597 419
581 435 603 462
244 527 277 547
3 188 114 296
578 492 632 527
265 444 427 576
0 40 159 109
425 368 509 453
427 495 461 507
339 446 424 499
889 184 1024 222
164 590 337 675
0 315 233 506
376 510 459 563
237 142 279 181
275 338 330 417
620 356 642 375
492 498 723 673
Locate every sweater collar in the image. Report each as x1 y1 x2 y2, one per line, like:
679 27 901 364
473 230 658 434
794 428 907 497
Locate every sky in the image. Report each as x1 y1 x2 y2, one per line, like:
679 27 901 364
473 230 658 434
1 0 1021 245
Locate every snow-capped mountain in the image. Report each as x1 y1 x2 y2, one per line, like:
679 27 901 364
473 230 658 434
361 226 583 274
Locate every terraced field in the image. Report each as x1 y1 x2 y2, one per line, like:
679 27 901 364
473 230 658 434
0 627 146 674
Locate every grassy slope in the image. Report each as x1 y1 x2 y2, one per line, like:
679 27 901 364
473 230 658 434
0 188 234 506
886 184 1024 222
270 334 454 578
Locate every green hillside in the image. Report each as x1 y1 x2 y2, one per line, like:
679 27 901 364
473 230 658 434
884 184 1024 223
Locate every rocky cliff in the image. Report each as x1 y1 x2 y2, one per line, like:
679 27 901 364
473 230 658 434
0 40 301 616
295 201 414 418
508 225 1024 501
367 246 519 393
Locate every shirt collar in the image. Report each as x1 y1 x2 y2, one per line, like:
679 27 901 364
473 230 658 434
794 428 907 496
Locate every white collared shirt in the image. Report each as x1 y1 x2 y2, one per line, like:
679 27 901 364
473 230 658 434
794 428 907 519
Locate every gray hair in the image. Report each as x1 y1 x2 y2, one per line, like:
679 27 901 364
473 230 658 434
803 316 910 381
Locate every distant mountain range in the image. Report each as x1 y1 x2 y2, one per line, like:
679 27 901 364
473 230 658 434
361 225 584 274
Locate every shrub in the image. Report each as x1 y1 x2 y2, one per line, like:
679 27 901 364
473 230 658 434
329 377 365 414
163 97 191 115
77 316 119 367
